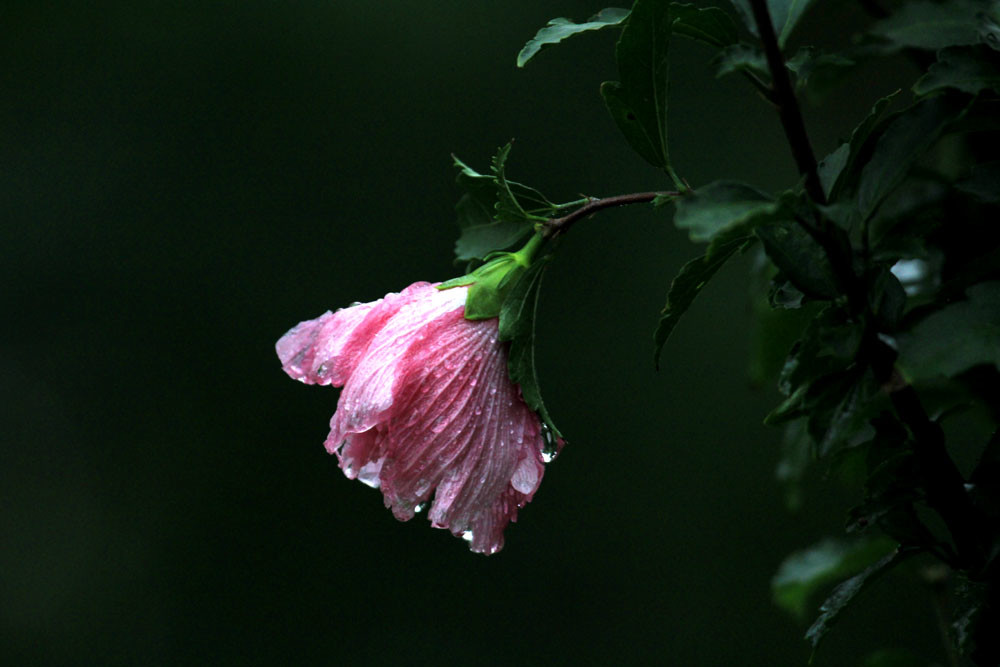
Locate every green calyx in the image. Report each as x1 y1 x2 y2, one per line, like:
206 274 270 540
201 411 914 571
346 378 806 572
438 232 545 320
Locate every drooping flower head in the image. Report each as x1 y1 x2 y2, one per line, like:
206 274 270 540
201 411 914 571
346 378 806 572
276 239 556 554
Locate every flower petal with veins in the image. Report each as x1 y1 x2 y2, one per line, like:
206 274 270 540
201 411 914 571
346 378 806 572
275 281 550 554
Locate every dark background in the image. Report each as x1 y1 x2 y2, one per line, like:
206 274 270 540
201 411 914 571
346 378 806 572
2 1 945 664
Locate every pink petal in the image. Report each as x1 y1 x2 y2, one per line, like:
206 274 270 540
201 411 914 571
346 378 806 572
375 308 544 554
275 283 428 386
326 283 468 444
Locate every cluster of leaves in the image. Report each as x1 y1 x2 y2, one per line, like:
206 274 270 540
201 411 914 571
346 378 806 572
450 144 575 446
452 0 1000 662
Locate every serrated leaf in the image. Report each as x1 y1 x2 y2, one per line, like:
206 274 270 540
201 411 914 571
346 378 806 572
498 260 561 437
869 0 986 51
819 92 899 204
517 8 630 68
673 181 795 254
772 537 897 619
654 236 748 368
603 0 674 170
670 3 739 48
857 95 966 221
897 281 1000 381
728 0 819 48
713 42 769 79
756 221 839 299
957 160 1000 203
915 45 1000 97
452 152 557 261
805 547 914 651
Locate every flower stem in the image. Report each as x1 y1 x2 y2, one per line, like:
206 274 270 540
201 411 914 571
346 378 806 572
542 191 670 239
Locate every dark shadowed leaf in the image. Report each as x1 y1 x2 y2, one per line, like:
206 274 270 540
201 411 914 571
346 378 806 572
819 92 899 203
498 260 561 437
772 536 896 619
603 0 674 170
914 46 1000 97
670 3 739 47
756 221 839 299
786 47 855 92
728 0 819 47
857 95 966 221
806 547 915 651
713 42 769 79
517 8 630 68
673 181 795 255
897 281 1000 381
654 236 749 368
869 0 985 51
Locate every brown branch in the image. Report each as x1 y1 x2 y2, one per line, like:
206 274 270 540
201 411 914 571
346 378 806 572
750 0 985 569
747 0 825 205
542 191 668 238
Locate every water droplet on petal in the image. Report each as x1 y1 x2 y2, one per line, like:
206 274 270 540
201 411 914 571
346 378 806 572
415 502 427 513
541 451 556 463
461 530 473 542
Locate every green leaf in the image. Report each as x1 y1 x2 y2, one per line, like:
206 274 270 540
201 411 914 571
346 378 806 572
857 95 966 222
772 537 897 619
452 149 561 261
498 259 561 438
805 547 914 651
454 221 533 263
914 46 1000 97
713 42 769 79
670 3 739 48
869 0 986 51
517 8 630 68
819 92 899 204
897 281 1000 381
785 47 855 93
654 236 748 368
673 181 795 255
957 160 1000 203
756 221 839 299
727 0 819 48
603 0 674 170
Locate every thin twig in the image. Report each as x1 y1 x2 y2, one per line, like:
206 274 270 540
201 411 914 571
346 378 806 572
542 191 668 238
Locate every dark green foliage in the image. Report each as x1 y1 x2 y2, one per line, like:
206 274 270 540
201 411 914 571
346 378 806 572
856 96 966 222
914 46 1000 97
672 181 796 256
504 0 1000 660
772 536 896 619
517 8 629 68
602 0 675 171
755 221 839 299
452 146 576 261
897 281 1000 382
868 0 989 52
727 0 819 48
805 547 914 651
653 237 748 368
670 3 739 48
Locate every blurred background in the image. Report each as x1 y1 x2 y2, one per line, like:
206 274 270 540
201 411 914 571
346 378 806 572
2 1 947 664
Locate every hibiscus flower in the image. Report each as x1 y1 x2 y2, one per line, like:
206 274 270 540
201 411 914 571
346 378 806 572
276 280 548 554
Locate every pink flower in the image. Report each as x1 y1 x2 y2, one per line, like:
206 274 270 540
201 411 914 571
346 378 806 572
276 281 547 554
